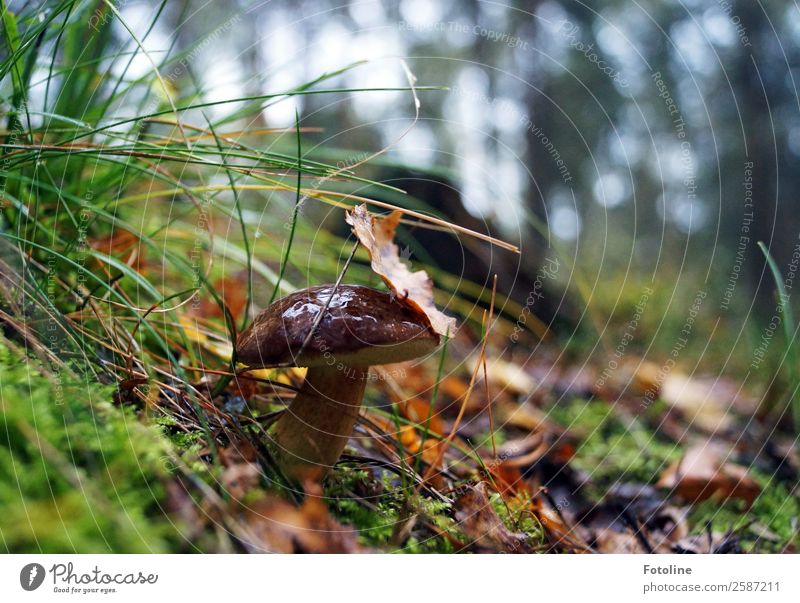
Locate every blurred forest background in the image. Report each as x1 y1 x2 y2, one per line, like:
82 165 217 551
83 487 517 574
104 0 800 371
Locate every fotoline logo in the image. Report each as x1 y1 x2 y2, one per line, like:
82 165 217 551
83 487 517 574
20 563 46 591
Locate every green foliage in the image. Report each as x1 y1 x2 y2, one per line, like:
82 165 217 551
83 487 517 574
0 343 186 552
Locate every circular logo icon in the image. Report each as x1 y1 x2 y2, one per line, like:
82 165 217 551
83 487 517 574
20 563 45 591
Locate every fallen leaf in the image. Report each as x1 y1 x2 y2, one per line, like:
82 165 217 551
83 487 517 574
659 373 737 432
495 431 573 469
244 483 360 553
345 204 456 337
90 229 146 272
592 528 646 553
217 442 263 502
532 502 589 552
453 482 532 553
440 375 469 400
363 411 445 470
471 356 539 397
191 272 250 322
657 442 761 506
221 461 261 501
496 400 559 434
400 397 445 435
179 315 233 360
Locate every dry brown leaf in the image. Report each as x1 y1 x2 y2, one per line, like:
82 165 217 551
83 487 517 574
453 482 532 553
528 498 593 552
221 462 261 502
218 442 261 501
657 442 761 506
439 375 469 400
364 411 445 469
90 229 147 273
471 356 539 396
659 373 737 432
244 484 360 553
401 397 445 435
592 528 647 553
495 432 571 469
191 272 250 322
345 204 457 337
496 400 558 434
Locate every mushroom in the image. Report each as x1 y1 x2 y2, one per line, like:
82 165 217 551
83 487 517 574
236 284 439 480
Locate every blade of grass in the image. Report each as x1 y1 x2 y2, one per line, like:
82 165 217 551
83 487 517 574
758 241 799 431
269 110 303 304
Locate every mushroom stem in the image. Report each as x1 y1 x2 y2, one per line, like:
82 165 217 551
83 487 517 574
273 364 368 480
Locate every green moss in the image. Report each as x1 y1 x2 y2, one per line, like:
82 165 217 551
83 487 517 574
547 398 681 496
548 398 798 551
324 466 458 552
0 343 187 552
490 490 545 546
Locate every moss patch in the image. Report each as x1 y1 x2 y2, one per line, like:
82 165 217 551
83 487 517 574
0 343 187 552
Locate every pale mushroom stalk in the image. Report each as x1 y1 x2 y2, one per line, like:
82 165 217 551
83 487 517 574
273 364 367 479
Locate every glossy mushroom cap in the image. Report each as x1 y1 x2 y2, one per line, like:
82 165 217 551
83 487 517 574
236 284 440 368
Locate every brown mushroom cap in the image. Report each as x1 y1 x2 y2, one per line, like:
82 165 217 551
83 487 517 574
236 284 440 368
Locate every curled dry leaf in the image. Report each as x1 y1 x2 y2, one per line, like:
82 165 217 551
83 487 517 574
345 203 457 337
657 442 761 506
453 482 532 553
